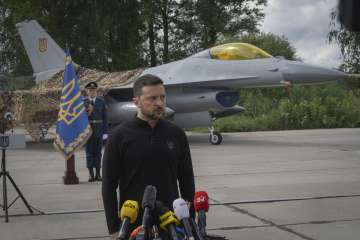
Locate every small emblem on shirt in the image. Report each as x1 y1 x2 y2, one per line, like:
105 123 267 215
167 140 175 150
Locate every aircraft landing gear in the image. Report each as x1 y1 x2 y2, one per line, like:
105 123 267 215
208 126 223 145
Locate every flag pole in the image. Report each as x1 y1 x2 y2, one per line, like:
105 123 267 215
54 48 92 184
63 155 79 184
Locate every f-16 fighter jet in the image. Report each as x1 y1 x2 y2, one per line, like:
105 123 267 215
12 20 347 144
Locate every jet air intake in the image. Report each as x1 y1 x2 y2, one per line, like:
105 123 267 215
166 91 239 113
216 91 239 107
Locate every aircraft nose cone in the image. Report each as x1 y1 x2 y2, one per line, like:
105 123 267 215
282 61 348 84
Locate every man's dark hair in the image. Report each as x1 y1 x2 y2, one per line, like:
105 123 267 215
133 74 164 96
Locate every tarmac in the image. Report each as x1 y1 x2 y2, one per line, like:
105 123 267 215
1 128 360 240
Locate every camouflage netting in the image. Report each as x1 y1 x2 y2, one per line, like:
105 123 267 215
0 91 16 133
0 67 144 141
32 66 144 92
8 90 59 141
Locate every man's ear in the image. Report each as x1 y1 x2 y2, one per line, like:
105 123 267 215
133 96 140 107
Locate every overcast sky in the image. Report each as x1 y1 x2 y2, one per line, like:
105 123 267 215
260 0 342 68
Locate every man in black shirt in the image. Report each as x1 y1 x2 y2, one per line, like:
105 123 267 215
102 74 195 239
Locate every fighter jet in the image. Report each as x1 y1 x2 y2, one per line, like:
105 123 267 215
15 20 348 144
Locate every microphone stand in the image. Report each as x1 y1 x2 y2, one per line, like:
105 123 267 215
0 126 41 222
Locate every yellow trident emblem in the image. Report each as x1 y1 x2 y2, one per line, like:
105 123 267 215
58 79 85 125
38 38 47 52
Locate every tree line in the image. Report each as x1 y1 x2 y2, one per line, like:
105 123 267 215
1 1 359 77
0 0 267 77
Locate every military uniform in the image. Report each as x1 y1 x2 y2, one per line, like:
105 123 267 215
84 82 107 181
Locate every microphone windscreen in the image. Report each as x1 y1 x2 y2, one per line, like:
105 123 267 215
194 191 209 212
173 198 190 220
141 185 157 210
120 200 139 223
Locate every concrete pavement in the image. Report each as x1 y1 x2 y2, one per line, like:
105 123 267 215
1 128 360 239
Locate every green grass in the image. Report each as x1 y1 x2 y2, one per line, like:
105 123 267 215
195 84 360 132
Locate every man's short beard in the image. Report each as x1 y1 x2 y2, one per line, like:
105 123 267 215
142 109 164 120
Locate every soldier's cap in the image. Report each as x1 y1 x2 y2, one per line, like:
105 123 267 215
85 81 98 89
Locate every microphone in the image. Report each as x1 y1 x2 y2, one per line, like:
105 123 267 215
135 227 146 240
194 191 209 237
129 226 142 240
141 185 157 230
173 198 195 240
118 200 139 240
152 225 162 240
156 201 180 240
190 218 204 240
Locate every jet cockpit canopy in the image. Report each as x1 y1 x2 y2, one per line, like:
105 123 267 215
210 43 273 60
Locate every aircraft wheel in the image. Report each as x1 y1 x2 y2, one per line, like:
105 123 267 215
209 131 222 145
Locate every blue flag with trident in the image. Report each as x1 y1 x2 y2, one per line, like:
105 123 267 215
54 48 92 159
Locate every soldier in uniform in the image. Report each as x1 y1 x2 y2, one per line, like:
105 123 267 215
84 82 107 182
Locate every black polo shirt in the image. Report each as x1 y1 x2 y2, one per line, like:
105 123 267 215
102 116 195 234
